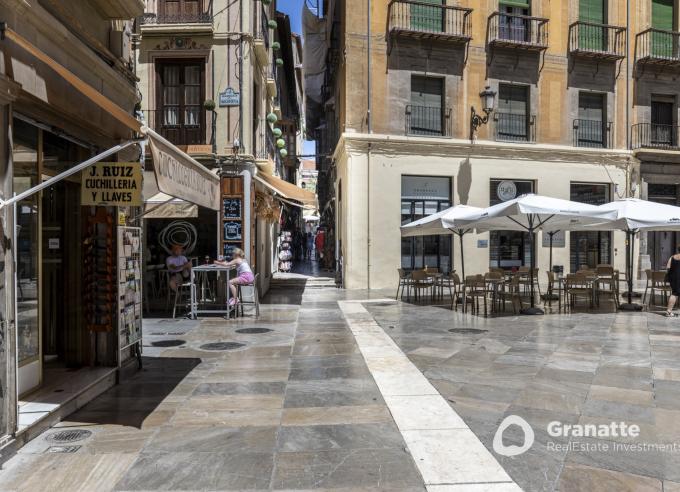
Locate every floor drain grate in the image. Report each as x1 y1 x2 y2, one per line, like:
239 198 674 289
150 339 186 347
46 429 92 443
200 342 245 351
448 328 488 335
235 328 272 334
46 445 81 453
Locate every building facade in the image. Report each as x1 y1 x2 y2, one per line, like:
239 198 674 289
308 0 680 290
0 0 143 448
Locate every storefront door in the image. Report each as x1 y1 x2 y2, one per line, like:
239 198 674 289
489 179 534 269
570 183 611 272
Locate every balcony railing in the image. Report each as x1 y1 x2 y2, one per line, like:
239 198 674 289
254 5 270 48
142 11 212 25
488 12 548 50
632 123 680 150
405 105 452 137
568 22 626 60
635 28 680 66
143 110 209 147
255 119 276 160
387 0 472 43
573 119 612 148
494 113 536 143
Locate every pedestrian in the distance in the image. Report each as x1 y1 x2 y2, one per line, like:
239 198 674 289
306 231 314 260
214 248 254 307
666 246 680 316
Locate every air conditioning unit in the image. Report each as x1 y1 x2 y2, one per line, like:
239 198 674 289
110 24 131 62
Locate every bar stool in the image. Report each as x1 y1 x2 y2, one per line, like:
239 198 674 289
237 273 260 318
172 282 194 319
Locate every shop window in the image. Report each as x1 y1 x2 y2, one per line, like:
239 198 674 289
570 183 611 272
647 183 679 270
489 179 534 269
401 176 452 272
155 60 206 146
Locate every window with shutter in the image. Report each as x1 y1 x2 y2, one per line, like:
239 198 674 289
577 92 606 147
156 60 205 145
410 0 443 32
409 76 444 135
497 84 529 141
499 1 530 42
652 0 675 57
651 99 675 146
579 0 606 50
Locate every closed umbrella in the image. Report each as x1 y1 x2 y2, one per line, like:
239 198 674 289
455 194 617 315
587 198 680 310
400 204 483 280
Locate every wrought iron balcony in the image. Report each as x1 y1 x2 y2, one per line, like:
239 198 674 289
255 120 276 160
143 110 210 147
494 113 536 143
569 22 626 60
632 123 680 150
142 11 212 25
573 119 612 148
488 12 548 51
635 28 680 66
405 105 452 137
387 0 472 44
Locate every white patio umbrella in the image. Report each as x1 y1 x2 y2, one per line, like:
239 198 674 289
400 204 483 280
586 198 680 310
455 194 618 315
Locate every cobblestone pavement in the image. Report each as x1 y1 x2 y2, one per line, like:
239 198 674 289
2 276 679 492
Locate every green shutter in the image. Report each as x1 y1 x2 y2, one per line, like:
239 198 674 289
652 0 675 57
499 0 530 8
578 0 605 51
411 0 443 32
579 0 604 23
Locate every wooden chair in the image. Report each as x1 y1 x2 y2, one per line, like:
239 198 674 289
447 273 463 311
543 271 556 308
648 271 672 308
596 264 618 308
410 270 434 304
499 275 523 314
396 268 412 300
464 275 488 316
564 273 594 310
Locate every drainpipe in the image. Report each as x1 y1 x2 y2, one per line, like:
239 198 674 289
367 0 371 133
626 0 630 154
367 143 371 290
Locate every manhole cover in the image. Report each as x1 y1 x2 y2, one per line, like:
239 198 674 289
199 342 245 351
235 328 272 334
150 339 186 347
46 429 92 443
46 445 81 453
448 328 488 335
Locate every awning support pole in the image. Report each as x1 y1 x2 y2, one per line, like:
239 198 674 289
0 139 142 209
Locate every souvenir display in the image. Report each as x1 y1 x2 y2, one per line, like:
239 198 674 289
278 230 292 272
84 209 114 332
118 227 142 365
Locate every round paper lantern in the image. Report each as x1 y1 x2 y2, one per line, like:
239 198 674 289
272 41 281 51
268 20 277 29
272 128 282 137
266 112 278 124
279 148 288 158
275 58 284 66
276 138 285 148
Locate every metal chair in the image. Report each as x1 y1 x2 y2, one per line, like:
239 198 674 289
396 268 412 300
237 273 260 318
172 282 194 319
499 275 523 314
648 271 672 309
642 268 653 305
564 273 594 310
411 270 434 304
464 275 488 316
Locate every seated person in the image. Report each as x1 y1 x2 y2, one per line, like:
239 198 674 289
214 248 254 305
166 244 191 292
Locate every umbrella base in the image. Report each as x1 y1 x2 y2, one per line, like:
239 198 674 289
520 306 544 315
619 303 643 311
621 291 642 298
541 293 559 301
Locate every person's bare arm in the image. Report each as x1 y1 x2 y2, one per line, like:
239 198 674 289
668 257 673 269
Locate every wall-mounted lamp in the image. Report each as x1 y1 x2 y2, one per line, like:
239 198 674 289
470 86 496 142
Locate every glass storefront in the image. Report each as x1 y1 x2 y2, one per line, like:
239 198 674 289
647 183 678 270
570 183 611 272
401 176 452 272
489 179 534 269
13 119 40 376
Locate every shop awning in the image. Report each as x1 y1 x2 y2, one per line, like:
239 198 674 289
255 172 317 208
144 128 220 211
144 192 198 219
1 25 141 134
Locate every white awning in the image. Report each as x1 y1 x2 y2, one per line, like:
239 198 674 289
144 192 198 219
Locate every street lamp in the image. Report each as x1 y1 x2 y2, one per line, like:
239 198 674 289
470 85 496 141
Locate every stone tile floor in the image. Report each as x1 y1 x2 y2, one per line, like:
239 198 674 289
3 273 680 491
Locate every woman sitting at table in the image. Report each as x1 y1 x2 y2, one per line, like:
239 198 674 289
214 248 254 306
166 243 192 292
666 247 680 317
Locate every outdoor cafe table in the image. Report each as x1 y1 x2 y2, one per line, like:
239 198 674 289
189 264 236 319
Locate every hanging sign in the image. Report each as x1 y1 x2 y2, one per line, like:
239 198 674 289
219 88 240 107
497 180 518 202
81 162 142 206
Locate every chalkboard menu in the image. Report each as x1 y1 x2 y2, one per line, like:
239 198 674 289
221 177 244 260
223 198 242 218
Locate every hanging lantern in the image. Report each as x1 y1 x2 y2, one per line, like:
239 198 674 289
276 138 285 148
275 58 284 66
272 128 282 138
272 41 281 51
279 148 288 158
268 20 277 29
266 112 278 124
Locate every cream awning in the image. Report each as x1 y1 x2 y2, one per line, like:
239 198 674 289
144 128 220 211
255 172 317 208
144 192 198 219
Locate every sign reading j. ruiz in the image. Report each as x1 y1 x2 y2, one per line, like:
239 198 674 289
81 162 142 206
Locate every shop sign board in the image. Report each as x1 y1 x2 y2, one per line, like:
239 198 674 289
81 162 142 206
497 180 517 202
219 88 240 107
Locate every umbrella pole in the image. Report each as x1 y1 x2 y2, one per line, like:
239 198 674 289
521 218 544 315
459 231 465 281
620 229 643 311
544 231 559 302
